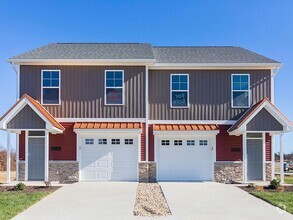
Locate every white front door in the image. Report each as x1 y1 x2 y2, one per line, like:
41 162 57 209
80 135 138 181
157 137 213 181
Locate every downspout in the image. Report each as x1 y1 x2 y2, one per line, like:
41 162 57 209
11 62 20 101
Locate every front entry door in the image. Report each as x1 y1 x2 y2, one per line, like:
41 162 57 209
247 139 263 181
28 138 45 180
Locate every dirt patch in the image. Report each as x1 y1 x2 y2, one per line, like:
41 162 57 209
0 186 61 193
133 183 171 217
238 185 293 193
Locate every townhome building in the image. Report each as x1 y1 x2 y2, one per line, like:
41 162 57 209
0 43 292 183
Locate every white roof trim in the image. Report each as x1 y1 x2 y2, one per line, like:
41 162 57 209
0 97 63 134
149 63 282 70
8 59 156 66
229 100 293 135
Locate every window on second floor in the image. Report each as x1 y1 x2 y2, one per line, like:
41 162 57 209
42 70 60 105
105 70 124 105
231 74 250 108
170 74 189 108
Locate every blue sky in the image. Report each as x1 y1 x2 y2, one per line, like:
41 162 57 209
0 0 292 153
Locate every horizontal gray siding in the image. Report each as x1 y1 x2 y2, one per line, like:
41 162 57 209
20 65 145 118
7 105 46 129
247 108 283 131
149 69 271 120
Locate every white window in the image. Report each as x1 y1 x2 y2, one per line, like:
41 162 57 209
199 140 208 146
161 140 170 146
42 70 60 105
105 70 124 105
111 139 120 145
85 139 94 145
187 140 195 146
231 74 250 108
174 140 183 146
125 139 133 145
98 139 107 145
170 74 189 108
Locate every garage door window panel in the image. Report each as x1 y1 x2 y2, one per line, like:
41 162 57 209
199 140 208 146
174 140 183 146
125 139 133 145
111 139 120 145
85 139 94 145
98 139 107 145
161 140 170 146
187 140 195 146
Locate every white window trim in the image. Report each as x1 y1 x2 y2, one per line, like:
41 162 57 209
231 73 250 108
41 70 61 105
104 70 125 106
170 74 189 108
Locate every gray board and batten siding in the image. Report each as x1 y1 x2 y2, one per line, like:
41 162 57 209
149 69 271 121
246 108 283 131
7 105 46 129
20 65 146 118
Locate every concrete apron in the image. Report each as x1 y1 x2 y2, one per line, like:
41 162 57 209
160 182 293 220
13 182 139 220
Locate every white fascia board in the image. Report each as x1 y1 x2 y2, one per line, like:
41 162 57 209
149 120 236 125
56 118 145 122
153 130 219 136
8 59 156 66
149 63 282 70
74 129 141 134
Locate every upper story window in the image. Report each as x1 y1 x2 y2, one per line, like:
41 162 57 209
42 70 60 105
170 74 189 108
105 70 124 105
231 74 250 108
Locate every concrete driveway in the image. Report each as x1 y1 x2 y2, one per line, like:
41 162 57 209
13 182 138 220
160 182 293 220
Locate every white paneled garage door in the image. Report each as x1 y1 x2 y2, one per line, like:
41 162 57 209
157 137 214 181
80 135 138 181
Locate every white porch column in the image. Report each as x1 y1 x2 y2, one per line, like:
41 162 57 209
25 131 28 181
16 134 19 181
271 135 275 180
262 132 266 181
44 131 49 181
242 133 247 182
280 134 284 184
6 131 11 183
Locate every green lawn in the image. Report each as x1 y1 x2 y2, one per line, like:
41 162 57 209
251 192 293 214
0 191 49 220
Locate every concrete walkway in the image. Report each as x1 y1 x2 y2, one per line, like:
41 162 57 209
160 182 293 220
13 182 138 220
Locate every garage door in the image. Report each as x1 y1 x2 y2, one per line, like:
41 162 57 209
157 137 213 181
80 136 138 181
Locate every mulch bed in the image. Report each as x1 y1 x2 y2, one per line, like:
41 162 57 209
238 185 293 193
0 186 61 193
133 183 171 217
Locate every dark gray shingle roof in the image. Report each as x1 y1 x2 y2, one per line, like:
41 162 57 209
10 43 155 60
152 46 280 63
9 44 280 64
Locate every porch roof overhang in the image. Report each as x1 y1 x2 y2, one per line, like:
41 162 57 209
228 97 293 136
0 94 65 134
73 122 142 134
153 124 219 135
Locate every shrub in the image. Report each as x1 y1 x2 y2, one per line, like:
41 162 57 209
14 182 26 191
270 179 281 189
